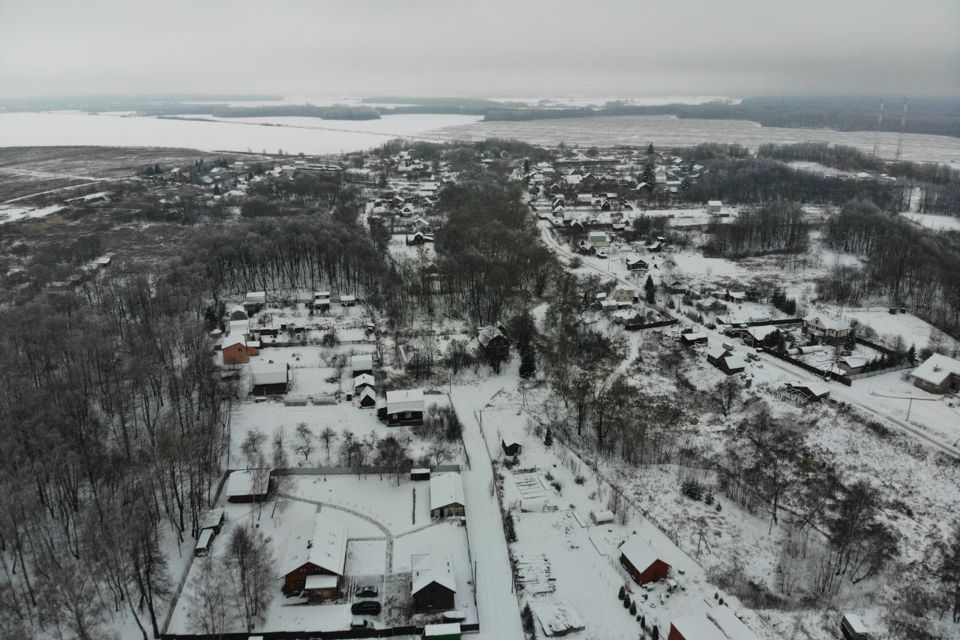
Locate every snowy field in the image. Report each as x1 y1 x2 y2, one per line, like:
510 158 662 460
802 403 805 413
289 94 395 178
433 115 960 164
0 112 481 155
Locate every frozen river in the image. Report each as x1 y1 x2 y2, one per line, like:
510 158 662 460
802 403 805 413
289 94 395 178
2 111 959 164
0 112 482 155
432 115 960 165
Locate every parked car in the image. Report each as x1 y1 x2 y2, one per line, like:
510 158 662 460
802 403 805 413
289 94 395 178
355 585 378 598
351 601 382 616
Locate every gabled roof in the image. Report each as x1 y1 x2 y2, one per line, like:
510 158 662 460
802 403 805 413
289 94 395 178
281 514 348 578
386 389 424 414
912 353 960 386
353 373 376 389
251 361 288 386
357 387 377 403
804 314 850 332
478 326 507 348
244 291 266 304
619 536 670 573
222 335 246 349
430 472 465 511
411 553 456 595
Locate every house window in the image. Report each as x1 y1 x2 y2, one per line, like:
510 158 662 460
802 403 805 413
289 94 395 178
405 412 412 418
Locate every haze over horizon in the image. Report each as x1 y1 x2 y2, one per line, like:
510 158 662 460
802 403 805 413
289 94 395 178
1 0 958 100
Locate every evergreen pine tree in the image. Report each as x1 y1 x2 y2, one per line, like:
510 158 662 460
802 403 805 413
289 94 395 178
646 142 655 155
645 275 656 304
906 344 917 364
544 427 553 447
519 345 536 379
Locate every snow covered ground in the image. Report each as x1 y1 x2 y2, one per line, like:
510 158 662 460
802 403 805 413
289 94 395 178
0 203 64 224
900 212 960 232
0 112 481 155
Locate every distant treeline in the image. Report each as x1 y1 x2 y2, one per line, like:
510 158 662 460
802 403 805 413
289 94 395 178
677 143 960 215
208 104 381 120
679 156 910 211
758 142 960 186
481 96 960 139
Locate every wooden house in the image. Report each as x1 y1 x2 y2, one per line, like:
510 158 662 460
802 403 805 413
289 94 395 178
280 515 347 599
803 314 851 345
911 353 960 394
619 536 671 585
251 361 290 395
356 387 377 408
430 473 465 519
500 429 523 456
380 389 425 426
706 346 746 375
411 553 456 612
222 335 250 365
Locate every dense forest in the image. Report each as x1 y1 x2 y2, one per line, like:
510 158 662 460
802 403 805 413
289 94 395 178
821 200 960 340
706 202 810 257
0 267 225 639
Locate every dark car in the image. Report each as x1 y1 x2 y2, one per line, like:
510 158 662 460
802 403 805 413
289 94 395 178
355 585 378 598
351 600 381 616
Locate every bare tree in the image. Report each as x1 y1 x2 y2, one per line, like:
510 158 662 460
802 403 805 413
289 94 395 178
294 422 314 464
188 557 229 635
225 525 274 632
318 426 337 465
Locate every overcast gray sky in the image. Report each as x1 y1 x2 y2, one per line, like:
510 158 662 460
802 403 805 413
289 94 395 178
1 0 957 99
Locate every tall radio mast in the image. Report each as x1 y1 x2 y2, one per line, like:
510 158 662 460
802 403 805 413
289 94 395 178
894 97 908 162
871 99 885 158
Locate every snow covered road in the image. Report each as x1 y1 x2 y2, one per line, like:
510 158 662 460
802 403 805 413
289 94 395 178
449 386 525 640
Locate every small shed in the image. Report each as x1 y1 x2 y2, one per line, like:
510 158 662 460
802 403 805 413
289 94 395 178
357 387 377 409
194 528 214 556
225 469 271 503
501 429 523 457
410 468 431 481
590 510 615 525
841 613 870 640
423 623 461 640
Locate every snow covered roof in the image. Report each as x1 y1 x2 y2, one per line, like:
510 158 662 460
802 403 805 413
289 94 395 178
351 353 373 371
707 607 760 640
841 356 867 368
500 427 524 448
707 345 729 360
804 314 850 332
229 319 250 336
424 623 462 637
281 514 348 577
251 361 288 386
411 552 456 595
222 335 246 349
619 536 670 573
723 354 747 371
912 353 960 386
670 614 726 640
357 387 377 403
790 380 830 398
226 469 270 498
386 388 424 414
244 291 266 304
304 574 338 590
353 373 375 388
708 200 722 206
430 472 465 511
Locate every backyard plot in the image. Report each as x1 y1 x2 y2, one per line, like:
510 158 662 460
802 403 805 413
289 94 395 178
168 471 477 636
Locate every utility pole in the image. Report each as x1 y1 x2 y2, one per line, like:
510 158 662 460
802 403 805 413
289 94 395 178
871 98 884 158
